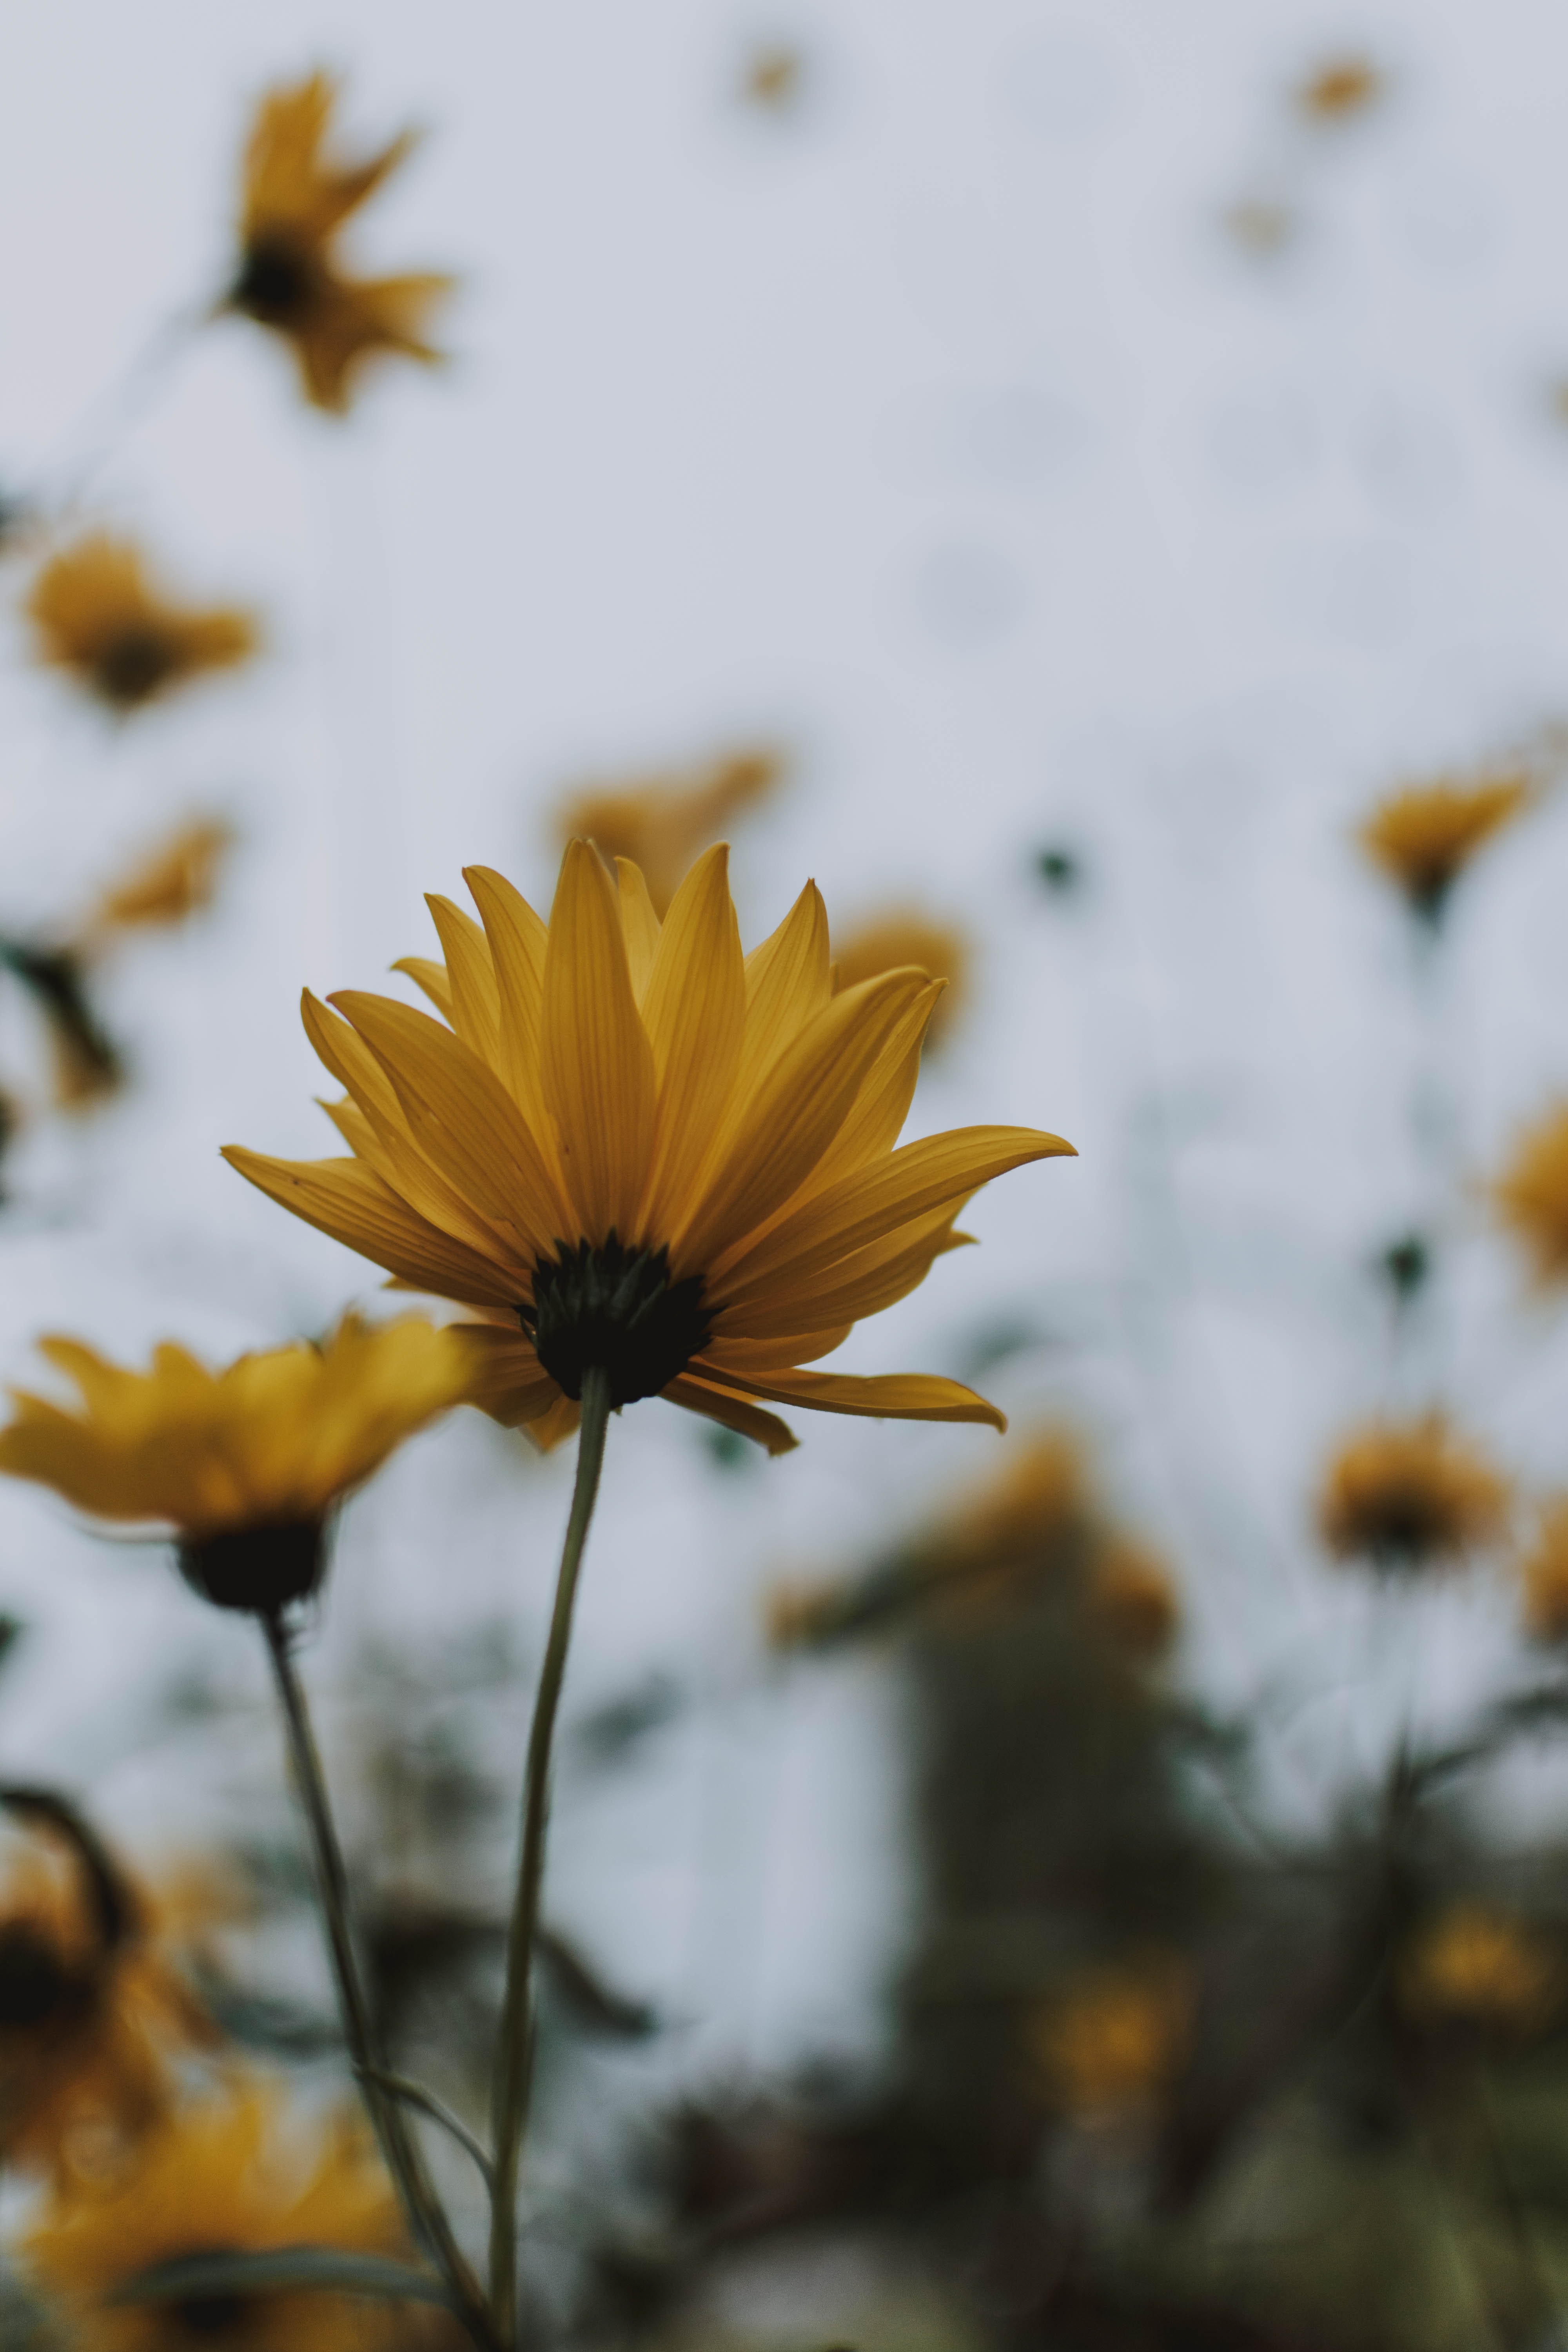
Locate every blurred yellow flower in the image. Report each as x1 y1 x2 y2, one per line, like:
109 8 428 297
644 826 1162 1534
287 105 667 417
742 46 806 111
1358 774 1530 923
81 820 234 947
556 746 783 917
0 1315 478 1613
25 536 257 713
1088 1535 1181 1662
1295 53 1385 123
1316 1414 1510 1573
225 844 1072 1457
832 910 969 1051
1399 1906 1560 2036
22 2078 406 2352
229 72 453 414
1494 1101 1568 1287
1517 1497 1568 1642
1031 1957 1192 2119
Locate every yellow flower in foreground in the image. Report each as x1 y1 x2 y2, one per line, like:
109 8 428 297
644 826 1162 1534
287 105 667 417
81 820 234 947
0 1315 477 1613
556 746 783 916
1518 1497 1568 1642
26 536 257 713
1316 1414 1510 1574
1031 1957 1192 2120
229 72 452 414
832 909 970 1051
224 844 1073 1456
1494 1101 1568 1287
22 2079 405 2352
1358 773 1531 923
1399 1906 1561 2037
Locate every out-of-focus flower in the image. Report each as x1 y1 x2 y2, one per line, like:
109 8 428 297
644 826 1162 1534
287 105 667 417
832 910 969 1051
1221 192 1299 260
1494 1102 1568 1288
25 536 257 714
1517 1497 1568 1642
1088 1536 1180 1661
1031 1956 1192 2120
556 747 784 917
1294 53 1386 124
79 820 234 949
21 2077 407 2351
741 44 806 111
1399 1906 1561 2037
225 844 1073 1456
0 1315 479 1615
229 71 453 415
1358 773 1532 925
1316 1414 1510 1574
0 944 123 1112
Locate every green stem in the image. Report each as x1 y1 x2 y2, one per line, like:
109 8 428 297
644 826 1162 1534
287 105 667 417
261 1613 500 2350
489 1367 613 2338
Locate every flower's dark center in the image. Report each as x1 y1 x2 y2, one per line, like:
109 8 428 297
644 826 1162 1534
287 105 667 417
521 1236 710 1408
165 2253 250 2337
178 1520 326 1617
0 1924 77 2029
1364 1485 1447 1566
230 235 319 326
91 627 178 708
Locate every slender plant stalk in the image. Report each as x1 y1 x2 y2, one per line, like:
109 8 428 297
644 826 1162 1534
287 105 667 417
489 1366 613 2337
261 1612 500 2350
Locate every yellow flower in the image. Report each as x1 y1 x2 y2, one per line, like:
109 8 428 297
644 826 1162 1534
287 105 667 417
1517 1497 1568 1641
1316 1414 1510 1573
742 46 806 111
0 1315 478 1613
223 844 1073 1457
1030 1957 1192 2120
21 2078 407 2352
555 747 783 917
229 72 452 415
1399 1906 1560 2037
1358 773 1531 922
81 820 234 947
1494 1101 1568 1287
26 535 257 713
831 909 970 1051
1088 1535 1180 1661
1295 53 1385 123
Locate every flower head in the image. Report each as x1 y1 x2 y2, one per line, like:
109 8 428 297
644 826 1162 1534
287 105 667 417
21 2078 405 2352
224 845 1072 1457
1316 1414 1510 1574
1494 1101 1568 1287
1358 773 1531 924
26 536 257 713
229 72 452 414
1295 53 1386 124
0 1316 477 1613
82 821 234 948
1399 1906 1560 2038
1088 1535 1180 1661
1030 1956 1191 2120
831 909 970 1051
556 748 782 917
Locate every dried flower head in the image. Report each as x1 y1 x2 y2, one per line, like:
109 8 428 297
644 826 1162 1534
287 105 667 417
225 844 1072 1457
1494 1101 1568 1288
1294 53 1385 123
82 821 234 948
1031 1956 1192 2119
26 536 257 714
832 910 969 1051
556 748 783 917
0 1316 478 1615
229 72 453 414
21 2077 405 2351
1517 1497 1568 1642
1088 1536 1180 1661
1358 773 1531 924
1316 1414 1510 1574
1399 1906 1561 2038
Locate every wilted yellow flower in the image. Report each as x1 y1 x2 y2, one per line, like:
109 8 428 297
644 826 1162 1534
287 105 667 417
1089 1536 1180 1661
832 910 969 1051
0 1315 479 1614
81 820 234 947
26 536 257 713
1400 1906 1561 2037
22 2078 406 2351
229 72 452 414
225 844 1073 1457
1316 1414 1510 1573
1494 1102 1568 1287
557 747 783 917
1358 774 1531 923
1031 1957 1192 2119
1295 53 1385 123
1517 1497 1568 1642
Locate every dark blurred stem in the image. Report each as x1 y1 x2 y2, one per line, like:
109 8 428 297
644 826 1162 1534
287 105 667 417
489 1368 612 2339
261 1611 500 2350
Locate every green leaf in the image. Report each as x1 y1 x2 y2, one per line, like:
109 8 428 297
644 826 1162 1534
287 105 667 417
109 2244 455 2308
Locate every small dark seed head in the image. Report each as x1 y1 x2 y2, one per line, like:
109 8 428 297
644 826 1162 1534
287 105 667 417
171 2291 247 2336
230 235 318 326
177 1519 326 1616
0 1923 77 2029
91 627 178 708
522 1236 710 1407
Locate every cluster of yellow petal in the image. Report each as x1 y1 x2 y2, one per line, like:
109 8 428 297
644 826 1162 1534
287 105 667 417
1316 1413 1511 1573
0 1315 477 1541
26 536 257 714
1493 1101 1568 1287
231 73 452 414
22 2078 406 2352
556 746 783 918
1029 1956 1192 2120
1398 1906 1561 2037
224 843 1073 1456
831 908 970 1050
1358 773 1531 920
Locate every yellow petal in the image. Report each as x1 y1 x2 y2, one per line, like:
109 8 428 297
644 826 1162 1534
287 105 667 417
700 1328 853 1370
739 879 831 1096
711 1207 973 1341
662 1371 799 1455
800 980 944 1197
615 858 662 1003
390 955 454 1022
424 894 502 1067
463 864 553 1140
708 1363 1007 1430
542 839 657 1242
523 1392 582 1452
447 1323 562 1427
221 1149 519 1308
639 845 746 1235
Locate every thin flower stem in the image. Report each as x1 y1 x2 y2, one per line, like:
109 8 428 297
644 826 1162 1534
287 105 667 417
261 1612 501 2351
489 1367 613 2339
